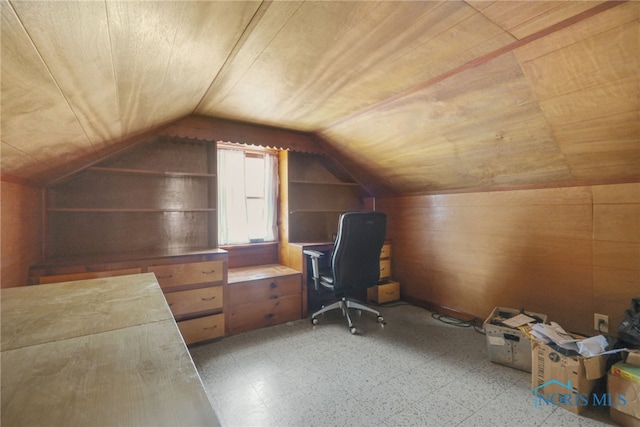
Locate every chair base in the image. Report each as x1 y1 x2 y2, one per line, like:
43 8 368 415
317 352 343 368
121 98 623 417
311 297 384 334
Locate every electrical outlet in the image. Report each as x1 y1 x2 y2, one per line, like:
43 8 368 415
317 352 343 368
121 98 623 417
594 313 609 333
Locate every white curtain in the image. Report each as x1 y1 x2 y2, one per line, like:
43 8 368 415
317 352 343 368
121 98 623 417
218 149 249 245
218 148 278 245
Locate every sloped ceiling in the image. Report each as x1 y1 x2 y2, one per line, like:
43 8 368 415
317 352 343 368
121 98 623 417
1 1 638 195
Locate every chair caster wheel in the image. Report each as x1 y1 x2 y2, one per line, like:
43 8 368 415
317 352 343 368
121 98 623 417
311 317 319 325
377 316 384 323
350 327 357 335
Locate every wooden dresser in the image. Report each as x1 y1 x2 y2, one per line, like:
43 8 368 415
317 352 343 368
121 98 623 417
0 273 220 426
29 249 228 345
227 264 303 335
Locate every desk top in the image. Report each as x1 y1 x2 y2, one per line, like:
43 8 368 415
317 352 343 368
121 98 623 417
1 274 220 426
228 263 301 284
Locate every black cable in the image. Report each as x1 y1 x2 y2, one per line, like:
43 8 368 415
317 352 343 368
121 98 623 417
431 311 485 334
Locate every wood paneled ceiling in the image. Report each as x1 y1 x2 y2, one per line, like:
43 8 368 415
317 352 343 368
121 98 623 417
1 1 638 195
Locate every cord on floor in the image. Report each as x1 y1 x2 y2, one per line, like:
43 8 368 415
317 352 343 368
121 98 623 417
431 311 485 334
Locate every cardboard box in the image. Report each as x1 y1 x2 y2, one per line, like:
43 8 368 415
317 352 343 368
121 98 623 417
367 280 399 303
611 363 640 385
484 307 547 372
608 368 640 427
626 350 640 367
531 341 607 414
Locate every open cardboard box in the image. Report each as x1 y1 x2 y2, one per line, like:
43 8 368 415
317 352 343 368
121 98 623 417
609 362 640 427
531 341 607 414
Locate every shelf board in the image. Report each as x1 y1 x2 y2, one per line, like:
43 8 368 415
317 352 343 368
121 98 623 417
88 166 215 178
47 208 216 213
289 209 350 214
289 180 359 186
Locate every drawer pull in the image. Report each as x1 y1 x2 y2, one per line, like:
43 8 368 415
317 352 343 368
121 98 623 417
201 269 217 275
201 296 217 301
204 325 218 330
270 282 278 289
384 291 395 295
156 274 173 279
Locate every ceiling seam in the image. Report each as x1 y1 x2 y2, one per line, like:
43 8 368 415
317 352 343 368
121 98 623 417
316 0 626 135
103 0 123 144
6 0 100 153
193 0 305 114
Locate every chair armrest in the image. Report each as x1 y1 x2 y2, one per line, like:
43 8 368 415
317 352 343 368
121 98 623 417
303 250 324 259
303 250 325 291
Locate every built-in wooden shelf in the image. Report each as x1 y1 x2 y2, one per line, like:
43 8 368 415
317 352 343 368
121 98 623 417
47 208 216 213
289 209 349 214
289 180 359 186
88 166 215 178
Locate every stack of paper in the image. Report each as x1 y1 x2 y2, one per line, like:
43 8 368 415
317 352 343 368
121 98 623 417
530 322 613 356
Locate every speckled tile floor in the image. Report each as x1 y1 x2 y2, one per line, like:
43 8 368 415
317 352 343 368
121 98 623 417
190 304 615 427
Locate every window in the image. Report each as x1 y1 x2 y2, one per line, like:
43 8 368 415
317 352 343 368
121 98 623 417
217 144 278 245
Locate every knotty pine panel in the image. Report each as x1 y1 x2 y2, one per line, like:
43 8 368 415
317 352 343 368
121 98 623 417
377 185 606 335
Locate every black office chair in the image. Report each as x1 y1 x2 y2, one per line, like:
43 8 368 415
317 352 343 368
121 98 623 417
304 211 387 334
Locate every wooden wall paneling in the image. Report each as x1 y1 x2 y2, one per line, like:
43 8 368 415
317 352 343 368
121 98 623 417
48 173 210 210
467 1 607 40
515 4 640 182
0 181 42 287
46 211 210 259
199 1 515 131
10 1 121 147
1 3 94 182
0 143 57 185
377 186 598 334
43 137 218 259
278 150 291 265
106 1 260 135
320 51 572 194
102 137 210 173
592 183 640 333
195 1 303 123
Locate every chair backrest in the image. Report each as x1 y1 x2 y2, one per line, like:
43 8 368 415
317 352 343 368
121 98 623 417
330 211 387 292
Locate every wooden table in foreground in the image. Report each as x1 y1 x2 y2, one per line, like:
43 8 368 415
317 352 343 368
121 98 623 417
1 273 220 426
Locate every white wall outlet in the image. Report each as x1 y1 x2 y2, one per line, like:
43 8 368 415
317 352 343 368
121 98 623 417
594 313 609 333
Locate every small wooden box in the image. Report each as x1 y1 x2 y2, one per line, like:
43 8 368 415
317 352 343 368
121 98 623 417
368 281 400 303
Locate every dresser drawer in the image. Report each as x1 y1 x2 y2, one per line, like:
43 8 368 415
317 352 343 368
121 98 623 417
229 274 301 306
379 259 391 280
380 242 392 259
227 294 301 335
368 280 400 303
148 261 223 290
164 286 223 319
176 313 225 345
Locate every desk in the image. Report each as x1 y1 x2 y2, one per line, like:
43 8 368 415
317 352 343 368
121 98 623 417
1 273 220 426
